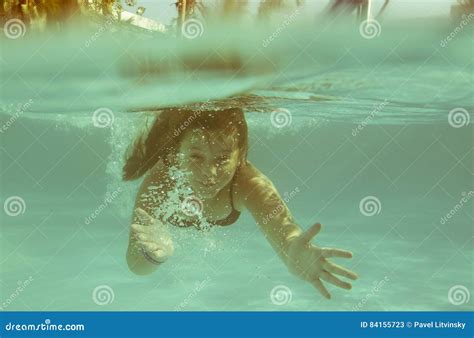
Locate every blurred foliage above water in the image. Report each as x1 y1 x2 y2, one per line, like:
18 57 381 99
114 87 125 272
0 0 118 30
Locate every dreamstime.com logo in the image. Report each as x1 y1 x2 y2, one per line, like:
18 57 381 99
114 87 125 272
262 8 300 48
181 195 204 217
3 196 26 216
262 187 300 225
270 108 292 128
174 275 212 311
92 285 115 306
83 15 116 48
440 191 473 225
359 19 381 39
3 18 26 39
359 196 381 216
0 276 34 310
270 285 292 305
181 19 203 39
448 285 470 306
448 108 470 128
352 276 390 311
352 99 389 136
4 319 85 332
0 99 34 134
173 101 211 138
84 187 123 225
92 108 115 128
440 13 474 48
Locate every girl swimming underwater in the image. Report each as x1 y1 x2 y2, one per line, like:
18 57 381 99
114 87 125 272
123 107 357 299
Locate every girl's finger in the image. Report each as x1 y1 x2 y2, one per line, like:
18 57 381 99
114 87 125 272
131 223 153 234
138 240 156 249
136 233 153 242
151 248 167 260
321 248 353 259
311 278 331 299
135 208 155 226
300 223 322 244
142 242 160 253
323 261 358 280
320 271 352 290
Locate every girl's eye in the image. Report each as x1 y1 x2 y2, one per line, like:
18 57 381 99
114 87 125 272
219 157 231 164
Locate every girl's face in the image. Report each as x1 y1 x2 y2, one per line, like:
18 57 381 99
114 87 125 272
178 129 240 198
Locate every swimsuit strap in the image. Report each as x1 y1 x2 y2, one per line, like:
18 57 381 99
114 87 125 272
168 175 241 228
212 175 241 226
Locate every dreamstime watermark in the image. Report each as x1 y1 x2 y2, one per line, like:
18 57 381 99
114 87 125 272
181 18 203 39
83 15 117 48
3 196 26 216
440 191 473 225
440 13 474 48
448 107 470 128
174 275 212 311
4 319 85 332
270 108 292 128
92 107 115 128
262 187 300 225
181 195 203 217
0 276 34 310
448 285 470 305
84 187 122 225
3 19 26 39
0 99 34 134
352 99 389 136
359 196 381 216
359 19 381 39
173 101 211 138
352 276 390 311
92 285 115 306
270 285 292 305
262 8 300 48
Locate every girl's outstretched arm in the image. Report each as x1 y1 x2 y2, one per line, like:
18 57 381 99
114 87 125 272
126 165 174 275
235 163 358 299
235 163 302 260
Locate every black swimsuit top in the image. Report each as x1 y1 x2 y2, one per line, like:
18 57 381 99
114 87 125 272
168 179 241 228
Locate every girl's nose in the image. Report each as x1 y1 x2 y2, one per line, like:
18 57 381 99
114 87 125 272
203 164 218 181
208 165 217 178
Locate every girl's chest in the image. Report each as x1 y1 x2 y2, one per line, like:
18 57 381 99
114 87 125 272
177 187 233 224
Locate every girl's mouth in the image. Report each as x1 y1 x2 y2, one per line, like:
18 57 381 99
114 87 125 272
199 180 216 188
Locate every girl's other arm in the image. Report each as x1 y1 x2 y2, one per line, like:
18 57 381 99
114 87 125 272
126 166 173 275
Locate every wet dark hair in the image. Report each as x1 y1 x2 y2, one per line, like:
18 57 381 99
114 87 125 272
122 107 248 181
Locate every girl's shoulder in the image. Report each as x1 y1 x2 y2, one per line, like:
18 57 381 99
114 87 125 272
233 161 273 209
234 161 269 185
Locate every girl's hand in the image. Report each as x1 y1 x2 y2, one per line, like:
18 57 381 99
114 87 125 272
131 208 174 264
286 223 358 299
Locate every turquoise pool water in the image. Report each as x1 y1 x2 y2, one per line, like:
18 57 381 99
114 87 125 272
0 18 472 311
